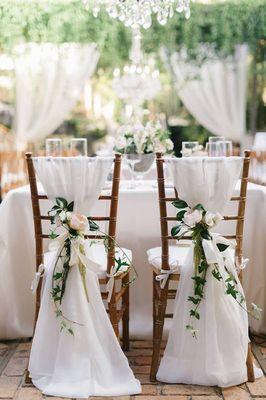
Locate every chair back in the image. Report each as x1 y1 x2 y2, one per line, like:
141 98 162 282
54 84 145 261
25 152 122 322
155 151 251 278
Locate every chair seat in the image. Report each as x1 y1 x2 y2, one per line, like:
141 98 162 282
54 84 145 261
147 245 236 273
147 245 190 272
86 243 132 279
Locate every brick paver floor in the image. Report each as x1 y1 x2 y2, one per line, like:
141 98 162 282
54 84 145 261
0 337 265 400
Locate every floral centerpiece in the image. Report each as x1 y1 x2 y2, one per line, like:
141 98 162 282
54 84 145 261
114 121 174 155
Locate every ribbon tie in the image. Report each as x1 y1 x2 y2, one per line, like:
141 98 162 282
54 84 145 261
31 263 45 294
106 266 118 303
156 265 179 289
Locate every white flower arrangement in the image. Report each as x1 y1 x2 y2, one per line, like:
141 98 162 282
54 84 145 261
114 121 174 155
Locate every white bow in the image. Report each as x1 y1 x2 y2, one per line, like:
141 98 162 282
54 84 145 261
49 233 102 274
31 263 45 294
155 265 179 289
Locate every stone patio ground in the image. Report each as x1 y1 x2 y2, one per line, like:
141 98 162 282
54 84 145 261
0 336 265 400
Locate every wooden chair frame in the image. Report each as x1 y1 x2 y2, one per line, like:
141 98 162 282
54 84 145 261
25 152 130 381
150 150 255 383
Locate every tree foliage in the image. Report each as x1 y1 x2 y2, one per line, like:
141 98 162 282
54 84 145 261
0 0 265 67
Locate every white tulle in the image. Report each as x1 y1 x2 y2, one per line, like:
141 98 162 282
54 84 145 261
157 157 263 387
29 157 141 398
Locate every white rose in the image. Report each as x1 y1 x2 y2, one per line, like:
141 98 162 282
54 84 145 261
69 213 88 232
165 138 174 151
183 209 202 228
204 211 223 227
154 139 166 153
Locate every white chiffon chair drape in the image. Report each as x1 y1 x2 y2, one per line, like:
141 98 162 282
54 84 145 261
164 45 248 142
13 43 99 150
29 157 141 398
156 157 263 387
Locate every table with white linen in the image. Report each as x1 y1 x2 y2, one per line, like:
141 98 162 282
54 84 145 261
0 180 265 340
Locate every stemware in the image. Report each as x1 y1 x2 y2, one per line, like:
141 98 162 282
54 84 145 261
70 138 88 156
125 153 140 189
45 138 62 157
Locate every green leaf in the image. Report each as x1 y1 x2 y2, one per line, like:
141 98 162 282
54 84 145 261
56 197 68 208
49 231 59 240
217 243 229 252
201 230 212 240
176 210 186 221
188 296 200 305
67 201 74 212
68 328 74 336
190 309 200 320
194 204 205 211
171 225 182 237
192 276 206 285
212 269 222 281
88 218 99 232
226 283 238 299
53 272 62 280
198 261 208 273
172 200 188 209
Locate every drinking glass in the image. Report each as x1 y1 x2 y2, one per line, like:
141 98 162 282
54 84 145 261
181 141 199 157
209 136 225 143
125 153 140 189
219 140 233 157
46 138 62 157
70 138 87 156
207 141 228 157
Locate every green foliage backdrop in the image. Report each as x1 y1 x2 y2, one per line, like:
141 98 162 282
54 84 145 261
0 0 265 66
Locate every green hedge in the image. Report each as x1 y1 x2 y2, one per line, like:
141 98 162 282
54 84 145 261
0 0 265 67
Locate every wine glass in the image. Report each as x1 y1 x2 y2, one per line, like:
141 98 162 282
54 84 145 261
125 153 141 189
46 138 62 157
70 138 87 156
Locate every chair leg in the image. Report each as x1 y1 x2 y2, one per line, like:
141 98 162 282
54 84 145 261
153 272 157 338
150 278 169 382
25 369 32 384
122 277 130 351
246 342 255 382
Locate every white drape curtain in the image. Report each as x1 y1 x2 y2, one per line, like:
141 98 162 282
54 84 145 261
165 45 249 141
13 43 99 149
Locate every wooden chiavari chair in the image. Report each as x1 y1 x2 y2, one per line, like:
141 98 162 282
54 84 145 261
25 152 130 381
150 150 255 383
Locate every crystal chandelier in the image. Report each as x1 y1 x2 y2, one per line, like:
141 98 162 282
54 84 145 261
83 0 191 29
112 29 161 120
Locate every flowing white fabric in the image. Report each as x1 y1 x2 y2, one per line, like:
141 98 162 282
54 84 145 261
156 157 263 387
29 156 141 398
165 45 248 141
13 43 99 150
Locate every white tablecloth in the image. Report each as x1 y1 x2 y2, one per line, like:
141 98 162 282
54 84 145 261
0 180 265 340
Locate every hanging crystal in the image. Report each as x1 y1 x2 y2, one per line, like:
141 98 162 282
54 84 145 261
84 0 192 29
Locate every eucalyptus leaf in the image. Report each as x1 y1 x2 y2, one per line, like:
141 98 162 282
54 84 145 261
171 225 182 237
172 200 188 209
176 210 186 221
